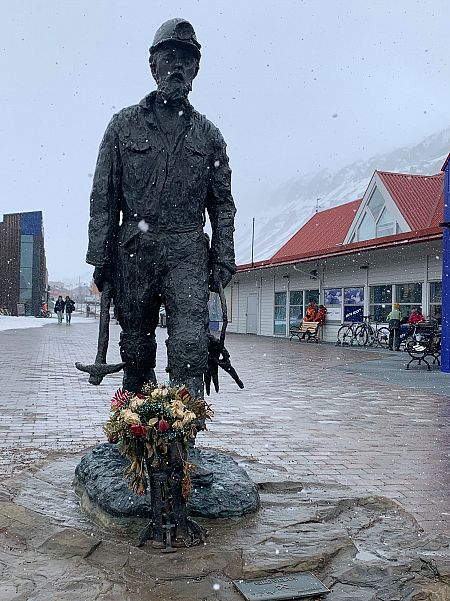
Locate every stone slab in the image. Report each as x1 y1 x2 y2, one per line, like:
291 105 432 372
233 572 330 600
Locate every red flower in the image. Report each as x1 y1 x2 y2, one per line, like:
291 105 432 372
130 424 148 437
136 393 145 399
158 419 170 433
107 436 119 444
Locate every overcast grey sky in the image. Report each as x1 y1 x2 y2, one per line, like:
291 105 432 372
1 0 449 282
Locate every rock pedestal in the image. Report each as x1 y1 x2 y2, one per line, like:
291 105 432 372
73 443 260 532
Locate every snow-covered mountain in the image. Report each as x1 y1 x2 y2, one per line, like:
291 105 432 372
234 127 450 264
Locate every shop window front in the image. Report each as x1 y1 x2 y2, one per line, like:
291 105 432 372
305 289 319 306
324 288 342 322
369 285 392 322
395 282 422 320
289 291 303 328
274 292 287 336
429 281 442 324
343 287 364 322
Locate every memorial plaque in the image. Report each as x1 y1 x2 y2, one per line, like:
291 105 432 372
233 572 330 600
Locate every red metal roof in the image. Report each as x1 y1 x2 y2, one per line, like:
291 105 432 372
271 199 362 262
238 226 443 272
377 171 443 230
237 167 445 273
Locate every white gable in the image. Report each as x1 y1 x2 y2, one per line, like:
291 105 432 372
344 172 411 244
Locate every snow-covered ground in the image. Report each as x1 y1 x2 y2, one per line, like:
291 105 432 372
0 314 96 332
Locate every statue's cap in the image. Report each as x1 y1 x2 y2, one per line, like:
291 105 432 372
150 19 201 59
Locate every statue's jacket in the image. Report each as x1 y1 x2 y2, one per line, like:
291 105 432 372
86 91 236 274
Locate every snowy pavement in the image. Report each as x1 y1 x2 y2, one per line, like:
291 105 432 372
0 313 96 331
0 321 449 536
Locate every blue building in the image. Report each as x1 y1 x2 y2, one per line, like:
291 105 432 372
0 211 47 316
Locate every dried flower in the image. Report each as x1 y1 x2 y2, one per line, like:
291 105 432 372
121 409 141 425
130 395 146 410
182 410 197 425
170 399 185 418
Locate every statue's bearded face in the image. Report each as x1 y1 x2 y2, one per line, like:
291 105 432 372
151 42 199 104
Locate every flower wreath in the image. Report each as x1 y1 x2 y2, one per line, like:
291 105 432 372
104 383 213 497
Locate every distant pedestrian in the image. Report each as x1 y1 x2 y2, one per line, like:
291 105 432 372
65 296 75 325
387 303 401 351
54 296 65 324
86 304 91 317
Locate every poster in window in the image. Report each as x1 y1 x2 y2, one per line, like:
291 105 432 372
344 305 364 322
344 287 364 305
326 306 342 321
324 288 342 305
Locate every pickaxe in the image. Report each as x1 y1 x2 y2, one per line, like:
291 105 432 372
204 282 244 395
75 280 124 385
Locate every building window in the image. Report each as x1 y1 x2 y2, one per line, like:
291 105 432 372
429 281 442 324
395 282 422 321
324 288 342 322
289 291 303 328
305 289 319 306
376 207 395 238
20 236 34 268
369 285 392 322
367 188 384 220
208 292 222 323
20 268 33 289
354 186 403 242
357 212 376 242
224 286 233 322
274 292 287 335
343 287 364 322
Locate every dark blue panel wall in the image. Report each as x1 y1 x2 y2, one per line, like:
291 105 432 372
20 212 43 236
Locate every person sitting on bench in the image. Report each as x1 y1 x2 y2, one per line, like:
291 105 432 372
303 302 316 322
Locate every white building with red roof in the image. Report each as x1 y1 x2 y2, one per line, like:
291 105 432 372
225 163 445 341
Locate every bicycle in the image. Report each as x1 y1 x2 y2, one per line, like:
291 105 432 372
337 322 358 346
354 315 390 348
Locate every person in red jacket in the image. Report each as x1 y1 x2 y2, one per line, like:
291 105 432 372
408 308 425 325
315 305 326 326
303 302 316 322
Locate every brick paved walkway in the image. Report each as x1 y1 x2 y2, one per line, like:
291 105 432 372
1 319 449 535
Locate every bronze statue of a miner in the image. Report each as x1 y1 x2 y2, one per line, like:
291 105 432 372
86 19 237 397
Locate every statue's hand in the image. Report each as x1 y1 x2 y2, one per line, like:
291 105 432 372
93 265 113 293
209 264 233 293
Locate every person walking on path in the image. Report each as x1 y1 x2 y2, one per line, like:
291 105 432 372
387 304 402 351
64 296 75 325
54 296 65 324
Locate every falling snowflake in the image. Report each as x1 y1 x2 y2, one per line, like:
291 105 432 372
138 219 149 233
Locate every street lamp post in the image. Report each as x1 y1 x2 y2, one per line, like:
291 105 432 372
441 154 450 373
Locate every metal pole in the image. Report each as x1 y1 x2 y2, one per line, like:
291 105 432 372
251 217 255 267
441 156 450 373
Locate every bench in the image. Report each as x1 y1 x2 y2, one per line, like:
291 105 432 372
289 321 320 343
405 330 441 371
